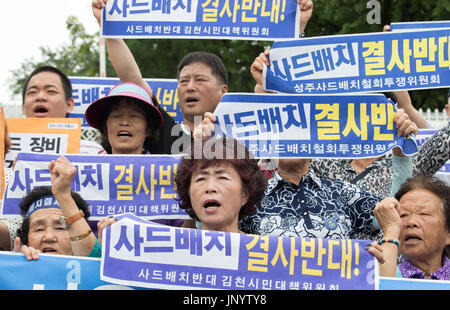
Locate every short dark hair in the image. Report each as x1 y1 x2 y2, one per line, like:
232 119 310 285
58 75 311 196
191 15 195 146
177 51 228 85
17 186 90 245
22 65 73 103
98 96 161 154
395 175 450 257
174 136 267 221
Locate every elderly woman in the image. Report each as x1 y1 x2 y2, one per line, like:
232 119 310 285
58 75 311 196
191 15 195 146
367 175 450 279
85 82 166 155
175 136 267 233
86 82 188 232
14 156 100 260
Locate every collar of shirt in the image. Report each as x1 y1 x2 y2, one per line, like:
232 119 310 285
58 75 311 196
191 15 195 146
398 256 450 280
180 122 192 135
266 169 323 194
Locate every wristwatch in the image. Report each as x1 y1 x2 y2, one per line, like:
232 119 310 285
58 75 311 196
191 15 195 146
60 210 84 229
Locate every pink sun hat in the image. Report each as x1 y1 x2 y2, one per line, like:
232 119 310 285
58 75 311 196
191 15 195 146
85 82 164 130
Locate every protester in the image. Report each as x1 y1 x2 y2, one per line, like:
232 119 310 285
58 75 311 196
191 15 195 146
85 82 185 229
174 136 267 233
22 66 74 119
244 31 422 239
85 82 164 154
14 156 100 260
91 0 314 153
22 65 105 154
7 65 107 245
367 176 450 280
251 51 447 241
249 42 449 197
0 66 108 248
239 158 383 239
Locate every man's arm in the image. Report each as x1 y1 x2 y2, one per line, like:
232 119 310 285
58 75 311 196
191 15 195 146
298 0 313 34
393 90 428 129
251 0 313 93
92 0 152 95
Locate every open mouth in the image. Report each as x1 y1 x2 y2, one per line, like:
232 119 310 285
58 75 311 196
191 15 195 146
117 131 133 137
404 234 422 243
203 199 221 209
185 96 199 104
33 105 49 116
42 247 58 254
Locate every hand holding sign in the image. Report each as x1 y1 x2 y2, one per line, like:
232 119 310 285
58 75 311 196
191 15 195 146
192 112 216 140
92 0 106 25
13 237 40 261
251 49 271 92
298 0 313 34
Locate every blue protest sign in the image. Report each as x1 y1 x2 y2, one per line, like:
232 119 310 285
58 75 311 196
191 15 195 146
263 29 450 94
69 77 182 128
1 249 448 290
379 277 450 290
101 214 377 290
390 21 450 31
1 153 188 221
0 252 144 290
101 0 300 40
212 93 418 158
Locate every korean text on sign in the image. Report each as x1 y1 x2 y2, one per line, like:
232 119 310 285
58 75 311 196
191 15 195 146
264 28 450 94
102 0 300 40
213 93 418 159
100 214 376 290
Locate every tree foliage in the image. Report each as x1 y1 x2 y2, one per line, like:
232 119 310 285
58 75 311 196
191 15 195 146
8 16 99 99
9 1 450 109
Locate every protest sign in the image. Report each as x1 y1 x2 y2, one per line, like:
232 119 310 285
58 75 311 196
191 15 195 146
0 252 143 290
212 93 418 158
1 250 448 290
101 0 300 40
101 214 377 290
263 28 450 94
4 118 81 168
1 153 188 221
379 277 450 290
69 77 182 128
390 21 450 32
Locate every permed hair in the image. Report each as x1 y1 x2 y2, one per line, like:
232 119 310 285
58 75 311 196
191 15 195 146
174 136 267 221
395 175 450 258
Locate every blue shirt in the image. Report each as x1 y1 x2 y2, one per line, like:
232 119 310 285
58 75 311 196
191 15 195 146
240 170 381 239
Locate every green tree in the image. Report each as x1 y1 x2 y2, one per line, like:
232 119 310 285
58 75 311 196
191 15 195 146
8 16 100 99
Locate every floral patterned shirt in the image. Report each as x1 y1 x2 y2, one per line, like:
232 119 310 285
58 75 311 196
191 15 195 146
397 256 450 280
240 170 381 239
